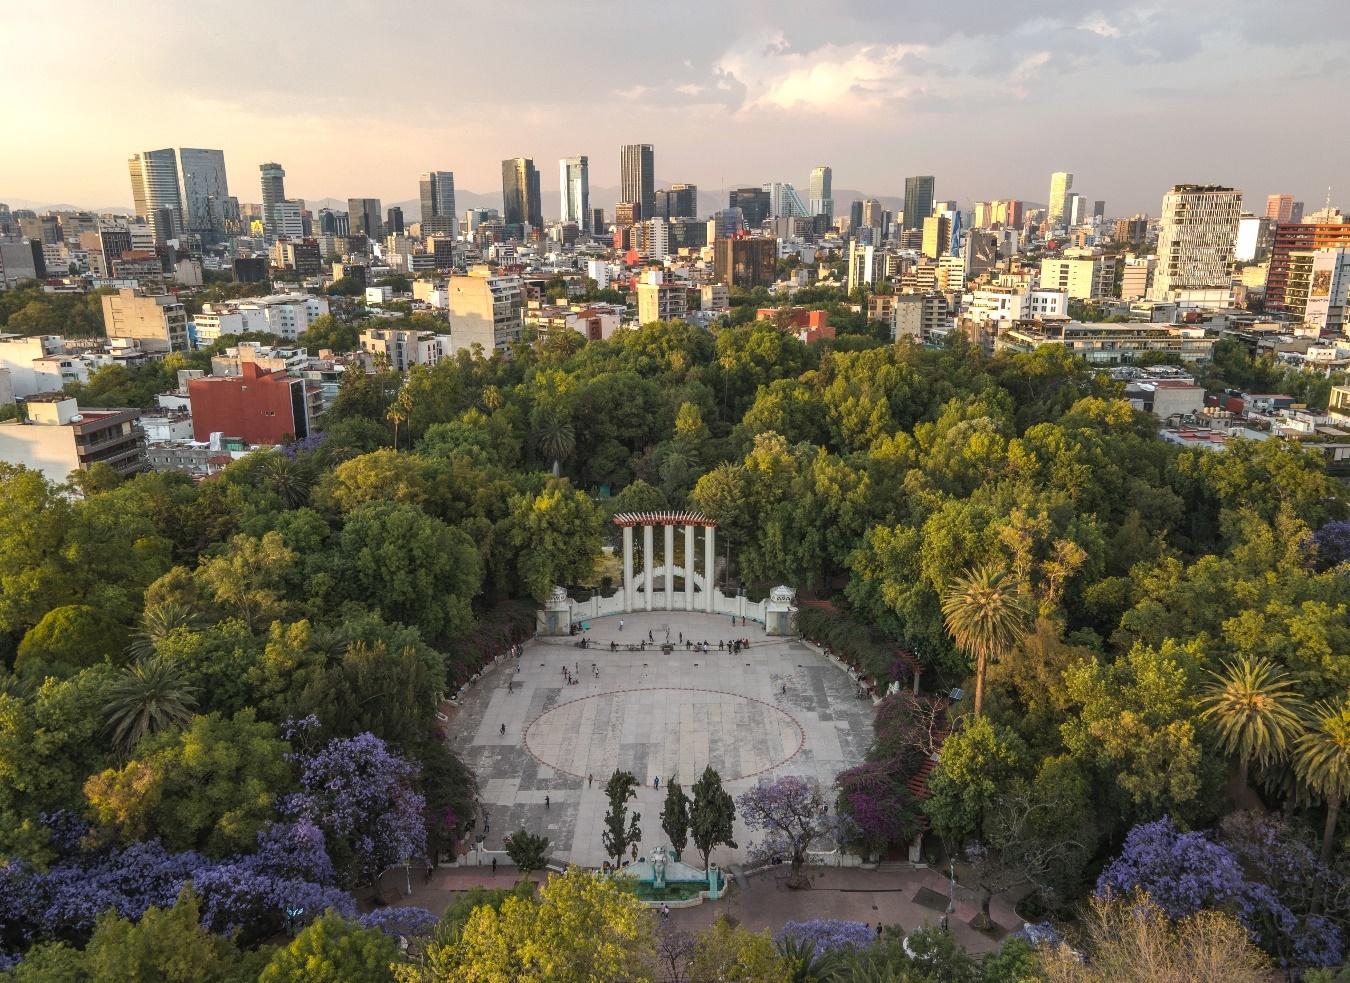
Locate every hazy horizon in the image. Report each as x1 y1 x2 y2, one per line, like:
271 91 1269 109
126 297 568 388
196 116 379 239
4 0 1347 217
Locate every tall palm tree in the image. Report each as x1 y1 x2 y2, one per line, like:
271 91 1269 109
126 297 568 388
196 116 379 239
387 387 413 451
535 412 576 478
1293 699 1350 865
941 564 1030 716
127 602 203 660
103 657 198 754
1199 656 1306 795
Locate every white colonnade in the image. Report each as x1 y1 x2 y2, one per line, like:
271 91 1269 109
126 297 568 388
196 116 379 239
612 511 716 614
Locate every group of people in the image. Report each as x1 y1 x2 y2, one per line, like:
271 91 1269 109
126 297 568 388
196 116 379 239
561 663 594 686
681 638 752 654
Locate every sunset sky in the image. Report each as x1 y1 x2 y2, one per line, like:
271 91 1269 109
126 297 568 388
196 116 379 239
4 0 1347 213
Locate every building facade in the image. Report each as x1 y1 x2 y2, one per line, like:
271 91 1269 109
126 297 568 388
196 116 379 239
714 237 776 290
903 176 935 232
560 156 590 231
0 396 144 482
1047 171 1074 229
1149 185 1242 301
188 362 315 444
127 149 184 241
178 148 230 238
620 144 655 221
501 158 542 232
447 269 525 353
100 289 189 352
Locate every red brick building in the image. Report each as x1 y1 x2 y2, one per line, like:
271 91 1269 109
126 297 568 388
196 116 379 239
755 307 835 343
188 362 317 445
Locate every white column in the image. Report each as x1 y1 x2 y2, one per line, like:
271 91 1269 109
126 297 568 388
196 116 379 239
622 525 634 613
664 524 675 610
684 524 695 611
704 525 716 613
643 524 654 612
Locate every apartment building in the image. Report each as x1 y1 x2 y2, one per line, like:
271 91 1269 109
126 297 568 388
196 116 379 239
100 288 189 352
446 268 525 354
0 396 144 482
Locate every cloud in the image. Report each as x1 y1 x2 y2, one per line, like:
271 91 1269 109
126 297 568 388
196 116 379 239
716 39 929 115
1078 14 1121 38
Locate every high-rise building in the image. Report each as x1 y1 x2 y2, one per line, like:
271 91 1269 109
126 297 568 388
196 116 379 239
809 166 834 220
1047 171 1074 228
902 176 935 232
100 288 189 353
127 149 184 241
419 171 457 235
447 268 524 354
620 144 655 222
654 184 698 221
921 215 951 259
259 162 286 236
347 198 384 239
560 156 590 231
1093 200 1106 222
590 208 605 234
501 158 542 232
178 148 229 238
729 188 770 228
1267 223 1350 311
1149 184 1243 301
713 237 776 290
386 206 404 235
1067 194 1086 227
1265 194 1296 224
861 198 885 231
764 183 809 219
848 200 864 231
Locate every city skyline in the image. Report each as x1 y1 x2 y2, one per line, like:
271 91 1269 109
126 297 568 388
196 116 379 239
4 1 1348 214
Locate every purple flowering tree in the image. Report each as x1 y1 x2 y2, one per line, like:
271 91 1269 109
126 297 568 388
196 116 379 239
1313 519 1350 570
285 732 427 887
775 919 875 953
737 776 839 890
358 906 440 938
833 760 921 859
1096 817 1246 919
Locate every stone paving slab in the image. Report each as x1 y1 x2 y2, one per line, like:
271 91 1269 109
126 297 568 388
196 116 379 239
445 611 875 868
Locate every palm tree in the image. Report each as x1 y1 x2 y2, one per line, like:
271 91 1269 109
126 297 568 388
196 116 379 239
127 602 203 660
940 564 1030 716
1293 699 1350 865
1199 656 1306 796
387 387 413 451
261 452 311 508
103 657 198 754
535 411 576 478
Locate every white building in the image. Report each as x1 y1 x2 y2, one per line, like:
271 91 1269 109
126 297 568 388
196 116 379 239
1039 251 1116 300
965 287 1068 324
847 241 877 294
359 328 453 371
193 293 330 343
0 335 68 397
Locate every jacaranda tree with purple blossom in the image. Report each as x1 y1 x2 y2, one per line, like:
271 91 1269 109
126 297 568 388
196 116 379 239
775 919 875 953
737 776 839 889
833 759 922 859
285 732 427 888
1096 816 1247 919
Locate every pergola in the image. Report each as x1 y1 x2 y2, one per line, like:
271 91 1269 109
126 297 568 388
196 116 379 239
611 511 716 613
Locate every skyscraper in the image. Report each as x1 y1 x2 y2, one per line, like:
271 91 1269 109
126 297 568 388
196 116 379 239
347 198 384 239
501 158 542 231
809 166 833 220
560 156 590 231
127 149 184 241
419 171 457 234
620 144 655 221
178 148 229 238
1265 194 1296 223
1047 171 1074 228
902 176 935 232
259 162 287 236
655 183 698 220
1149 184 1243 301
729 187 770 228
386 206 404 235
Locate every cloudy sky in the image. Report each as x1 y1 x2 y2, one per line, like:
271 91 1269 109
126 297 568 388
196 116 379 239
4 0 1347 214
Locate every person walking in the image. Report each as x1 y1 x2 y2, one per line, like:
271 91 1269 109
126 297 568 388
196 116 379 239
500 723 506 736
545 794 551 809
660 903 670 921
491 857 497 875
619 619 624 631
588 773 593 787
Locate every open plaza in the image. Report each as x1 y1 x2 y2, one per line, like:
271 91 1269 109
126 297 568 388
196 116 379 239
445 609 875 869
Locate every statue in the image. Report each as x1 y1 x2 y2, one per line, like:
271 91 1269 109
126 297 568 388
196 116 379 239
651 845 669 890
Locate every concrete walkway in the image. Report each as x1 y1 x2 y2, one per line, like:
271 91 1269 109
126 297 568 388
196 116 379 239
372 863 1020 957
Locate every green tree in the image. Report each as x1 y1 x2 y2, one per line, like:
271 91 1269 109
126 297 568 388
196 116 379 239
499 480 604 601
396 866 653 982
941 564 1031 716
14 603 125 675
923 715 1029 845
687 917 788 983
502 828 551 879
1199 655 1307 798
602 769 642 865
1293 698 1350 865
328 502 482 642
259 911 400 983
661 774 691 857
534 409 575 478
690 766 737 870
102 656 198 754
85 708 291 855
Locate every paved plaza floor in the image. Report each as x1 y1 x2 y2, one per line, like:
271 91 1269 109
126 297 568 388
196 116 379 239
445 610 875 868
